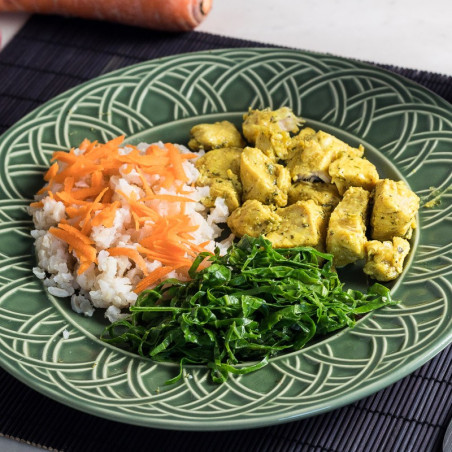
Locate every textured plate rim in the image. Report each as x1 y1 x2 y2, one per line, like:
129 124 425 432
0 47 451 431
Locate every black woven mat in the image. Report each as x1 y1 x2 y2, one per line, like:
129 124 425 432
0 15 451 452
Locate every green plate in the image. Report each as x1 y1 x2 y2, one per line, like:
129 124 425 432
0 48 451 431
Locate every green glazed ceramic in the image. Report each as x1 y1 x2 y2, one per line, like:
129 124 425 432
0 48 451 431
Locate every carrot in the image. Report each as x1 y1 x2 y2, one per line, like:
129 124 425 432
166 142 188 182
80 187 109 235
34 134 212 296
44 162 59 181
29 201 44 208
91 201 120 228
49 226 97 274
107 247 149 275
133 266 176 294
0 0 212 31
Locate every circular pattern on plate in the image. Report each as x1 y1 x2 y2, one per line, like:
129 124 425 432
0 48 451 430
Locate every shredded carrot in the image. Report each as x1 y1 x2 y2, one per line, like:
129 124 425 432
29 201 44 208
49 226 97 274
107 247 149 275
166 142 188 182
133 266 176 294
80 187 109 235
91 201 120 228
142 193 195 203
33 136 209 294
44 162 59 181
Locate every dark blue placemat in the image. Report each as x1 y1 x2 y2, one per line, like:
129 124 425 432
0 14 451 452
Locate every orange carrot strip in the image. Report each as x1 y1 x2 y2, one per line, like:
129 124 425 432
78 138 91 151
101 188 114 204
180 152 199 160
80 187 109 235
70 185 108 201
134 266 175 294
107 247 149 275
119 151 169 168
91 201 120 228
36 184 50 195
166 143 187 182
77 260 93 275
131 211 140 231
57 223 94 245
64 176 75 192
51 151 78 164
29 201 44 208
55 191 96 206
44 162 59 181
91 170 104 187
49 227 97 266
53 161 101 183
135 166 153 197
142 193 195 203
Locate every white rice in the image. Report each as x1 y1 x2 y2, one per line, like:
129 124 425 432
29 142 235 322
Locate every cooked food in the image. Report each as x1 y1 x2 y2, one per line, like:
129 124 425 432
195 147 242 211
227 199 281 237
188 121 245 151
103 236 398 384
286 130 364 183
242 107 301 160
31 106 420 330
29 137 233 321
190 107 418 281
326 187 370 267
329 155 379 195
287 180 341 213
265 200 326 249
364 237 410 281
31 105 419 384
371 179 420 241
240 146 291 206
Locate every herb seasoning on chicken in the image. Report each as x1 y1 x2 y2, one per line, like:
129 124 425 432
191 107 419 282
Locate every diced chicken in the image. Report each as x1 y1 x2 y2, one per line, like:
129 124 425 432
195 147 242 211
287 130 364 183
188 121 245 151
326 186 370 267
242 107 301 160
370 179 419 241
288 127 317 151
329 155 379 195
204 180 241 212
227 200 281 238
196 147 242 182
363 237 410 281
287 181 341 213
265 200 327 249
240 147 291 207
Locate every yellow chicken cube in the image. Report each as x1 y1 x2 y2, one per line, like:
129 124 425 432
329 155 379 195
326 186 370 267
240 147 291 207
287 130 364 183
370 179 419 241
287 181 341 213
227 200 281 238
265 200 327 249
363 237 410 281
188 121 245 151
195 147 242 212
242 107 301 160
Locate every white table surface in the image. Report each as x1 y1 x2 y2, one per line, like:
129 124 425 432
0 1 450 450
0 0 451 74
